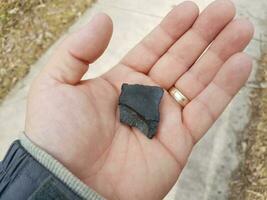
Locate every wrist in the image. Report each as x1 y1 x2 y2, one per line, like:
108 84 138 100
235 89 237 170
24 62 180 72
24 129 83 178
19 133 103 200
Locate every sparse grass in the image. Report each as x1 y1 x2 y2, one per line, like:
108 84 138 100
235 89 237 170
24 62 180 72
230 51 267 199
0 0 94 103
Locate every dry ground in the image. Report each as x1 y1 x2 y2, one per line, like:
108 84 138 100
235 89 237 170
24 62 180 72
0 0 94 103
230 50 267 199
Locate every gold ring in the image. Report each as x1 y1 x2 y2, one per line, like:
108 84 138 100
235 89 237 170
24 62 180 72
169 87 189 107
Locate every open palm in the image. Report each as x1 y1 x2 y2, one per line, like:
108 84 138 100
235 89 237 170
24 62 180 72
25 1 254 199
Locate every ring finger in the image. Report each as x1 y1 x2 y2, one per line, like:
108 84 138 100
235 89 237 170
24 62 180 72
148 0 236 89
174 18 254 101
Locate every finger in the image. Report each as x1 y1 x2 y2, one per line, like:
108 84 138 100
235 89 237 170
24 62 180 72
120 1 199 73
148 0 236 89
156 93 194 167
182 53 252 142
175 19 254 100
42 13 113 85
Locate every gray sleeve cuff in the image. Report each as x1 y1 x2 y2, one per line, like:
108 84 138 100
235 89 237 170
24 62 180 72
19 133 104 200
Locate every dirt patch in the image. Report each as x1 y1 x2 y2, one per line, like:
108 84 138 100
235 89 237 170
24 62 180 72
229 50 267 199
0 0 94 103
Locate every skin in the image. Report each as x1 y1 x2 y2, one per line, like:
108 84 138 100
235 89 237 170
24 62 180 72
25 0 254 199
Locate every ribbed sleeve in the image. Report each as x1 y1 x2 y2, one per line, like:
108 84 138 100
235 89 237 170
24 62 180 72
19 133 104 200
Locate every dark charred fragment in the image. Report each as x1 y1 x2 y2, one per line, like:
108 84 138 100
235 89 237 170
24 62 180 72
119 84 164 139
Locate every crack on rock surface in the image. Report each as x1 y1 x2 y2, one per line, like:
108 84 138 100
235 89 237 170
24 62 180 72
119 84 164 139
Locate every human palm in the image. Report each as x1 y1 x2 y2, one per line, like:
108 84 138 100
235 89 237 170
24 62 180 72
25 1 254 199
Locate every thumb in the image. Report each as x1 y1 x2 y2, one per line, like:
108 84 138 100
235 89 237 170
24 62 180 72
42 13 113 85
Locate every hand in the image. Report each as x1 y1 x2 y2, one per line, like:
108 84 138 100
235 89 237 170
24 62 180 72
25 0 254 199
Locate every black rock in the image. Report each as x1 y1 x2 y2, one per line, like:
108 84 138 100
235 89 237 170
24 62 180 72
119 83 164 139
